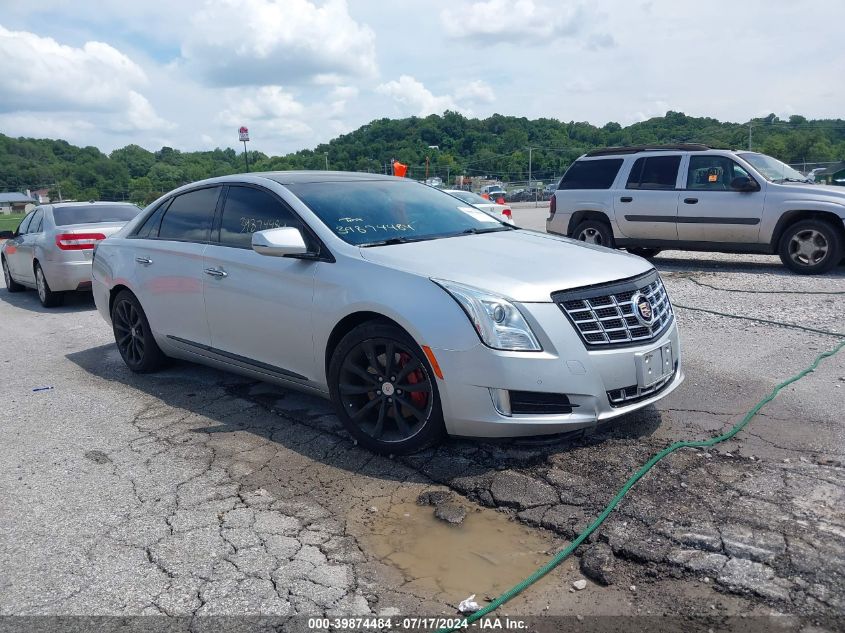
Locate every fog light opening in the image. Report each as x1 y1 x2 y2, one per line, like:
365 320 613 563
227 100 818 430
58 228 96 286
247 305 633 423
489 388 512 416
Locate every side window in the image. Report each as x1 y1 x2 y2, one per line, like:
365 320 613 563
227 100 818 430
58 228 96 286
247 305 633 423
626 156 680 190
158 187 220 242
687 156 749 191
16 211 35 235
217 186 307 249
132 199 171 239
27 209 44 233
558 159 624 190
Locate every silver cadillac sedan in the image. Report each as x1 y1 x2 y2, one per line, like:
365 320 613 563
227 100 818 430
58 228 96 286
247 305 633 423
92 172 683 454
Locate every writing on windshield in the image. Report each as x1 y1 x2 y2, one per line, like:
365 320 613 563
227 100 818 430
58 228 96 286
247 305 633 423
287 180 507 246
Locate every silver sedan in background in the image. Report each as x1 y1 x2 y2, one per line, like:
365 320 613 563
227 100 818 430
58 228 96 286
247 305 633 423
2 201 141 307
92 172 682 454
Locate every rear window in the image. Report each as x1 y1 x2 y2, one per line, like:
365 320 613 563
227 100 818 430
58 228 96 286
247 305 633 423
158 187 221 242
626 156 681 190
558 159 624 190
53 204 141 226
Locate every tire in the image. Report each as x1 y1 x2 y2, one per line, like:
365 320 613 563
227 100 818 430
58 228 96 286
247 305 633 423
778 219 843 275
626 248 662 259
328 321 446 455
572 219 615 248
2 257 24 293
34 262 64 307
111 290 168 373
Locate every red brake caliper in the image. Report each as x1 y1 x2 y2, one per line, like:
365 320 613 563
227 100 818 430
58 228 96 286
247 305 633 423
399 352 428 407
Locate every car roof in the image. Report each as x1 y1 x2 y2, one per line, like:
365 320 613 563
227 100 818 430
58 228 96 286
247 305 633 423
254 171 399 185
47 201 139 208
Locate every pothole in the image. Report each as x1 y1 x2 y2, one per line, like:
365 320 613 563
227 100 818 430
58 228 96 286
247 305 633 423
350 500 559 605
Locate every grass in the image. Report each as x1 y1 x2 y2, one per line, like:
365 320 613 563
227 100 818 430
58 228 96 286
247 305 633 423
0 213 25 233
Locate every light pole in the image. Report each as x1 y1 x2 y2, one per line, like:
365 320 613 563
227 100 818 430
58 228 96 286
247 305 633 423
324 152 329 170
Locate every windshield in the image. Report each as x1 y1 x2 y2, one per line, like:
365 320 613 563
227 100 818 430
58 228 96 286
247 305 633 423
739 153 808 182
53 204 141 226
287 180 510 246
448 190 492 205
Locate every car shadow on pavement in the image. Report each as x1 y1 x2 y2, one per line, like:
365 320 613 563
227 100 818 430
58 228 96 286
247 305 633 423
654 255 845 278
66 343 664 484
0 288 96 313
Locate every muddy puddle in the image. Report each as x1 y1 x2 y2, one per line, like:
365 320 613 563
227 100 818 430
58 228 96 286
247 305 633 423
352 500 561 605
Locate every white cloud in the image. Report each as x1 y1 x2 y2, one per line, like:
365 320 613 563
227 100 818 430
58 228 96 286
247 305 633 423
216 86 305 126
453 80 496 104
377 76 496 117
182 0 378 86
440 0 604 44
376 76 460 117
0 25 172 132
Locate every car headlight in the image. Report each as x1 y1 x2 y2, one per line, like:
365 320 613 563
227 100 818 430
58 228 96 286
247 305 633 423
432 279 542 351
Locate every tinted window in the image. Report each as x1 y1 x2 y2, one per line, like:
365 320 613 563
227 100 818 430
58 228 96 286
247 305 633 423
626 156 680 190
16 211 34 235
27 209 44 233
158 187 220 242
286 180 510 246
53 204 141 226
218 186 307 249
132 200 171 238
687 156 751 191
558 159 624 190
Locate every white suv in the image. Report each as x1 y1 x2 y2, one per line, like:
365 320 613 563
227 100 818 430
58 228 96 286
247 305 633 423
546 144 845 274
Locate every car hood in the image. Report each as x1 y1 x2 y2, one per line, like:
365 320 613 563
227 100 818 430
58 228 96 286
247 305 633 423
774 182 845 205
358 229 652 302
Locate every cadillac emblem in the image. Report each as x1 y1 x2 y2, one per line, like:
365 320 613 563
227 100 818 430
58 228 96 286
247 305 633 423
632 292 654 326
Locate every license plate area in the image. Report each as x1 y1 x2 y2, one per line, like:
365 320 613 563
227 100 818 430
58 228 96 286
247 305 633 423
636 342 674 388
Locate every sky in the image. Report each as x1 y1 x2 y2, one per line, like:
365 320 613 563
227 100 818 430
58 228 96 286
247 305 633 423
0 0 843 157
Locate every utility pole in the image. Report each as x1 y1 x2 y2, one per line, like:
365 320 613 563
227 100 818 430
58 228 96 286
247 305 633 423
324 152 329 170
528 146 537 207
748 121 752 151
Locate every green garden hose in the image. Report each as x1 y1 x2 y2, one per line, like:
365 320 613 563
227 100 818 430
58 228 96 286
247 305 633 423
437 333 845 632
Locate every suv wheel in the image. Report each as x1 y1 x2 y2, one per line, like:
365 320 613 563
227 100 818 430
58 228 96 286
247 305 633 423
328 321 446 455
2 257 24 293
778 219 842 275
626 248 662 259
111 290 168 372
572 220 615 248
35 263 64 307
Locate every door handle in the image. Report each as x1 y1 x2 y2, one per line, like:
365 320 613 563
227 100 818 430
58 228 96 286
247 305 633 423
620 196 633 203
204 267 228 278
683 197 699 204
135 256 153 265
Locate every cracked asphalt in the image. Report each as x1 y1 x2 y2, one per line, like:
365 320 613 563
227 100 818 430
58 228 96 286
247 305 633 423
1 216 844 630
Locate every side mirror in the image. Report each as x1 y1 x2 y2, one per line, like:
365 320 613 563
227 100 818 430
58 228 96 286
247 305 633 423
0 230 14 240
252 227 310 257
730 176 760 192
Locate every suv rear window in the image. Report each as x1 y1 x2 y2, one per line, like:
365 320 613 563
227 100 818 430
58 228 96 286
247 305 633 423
626 156 681 190
53 204 141 226
558 159 623 190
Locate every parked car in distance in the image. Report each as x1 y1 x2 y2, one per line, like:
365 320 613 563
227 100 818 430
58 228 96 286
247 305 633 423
480 184 507 200
2 201 142 306
444 189 514 224
543 182 558 200
546 144 845 274
92 172 683 454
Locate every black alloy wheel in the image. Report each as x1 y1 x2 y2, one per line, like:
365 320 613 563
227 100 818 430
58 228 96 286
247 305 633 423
111 290 167 372
329 322 445 454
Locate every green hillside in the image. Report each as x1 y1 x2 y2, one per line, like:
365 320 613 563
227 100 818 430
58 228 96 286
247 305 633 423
1 111 843 206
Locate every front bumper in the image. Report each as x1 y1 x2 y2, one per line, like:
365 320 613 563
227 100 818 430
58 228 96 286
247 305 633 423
432 303 683 438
